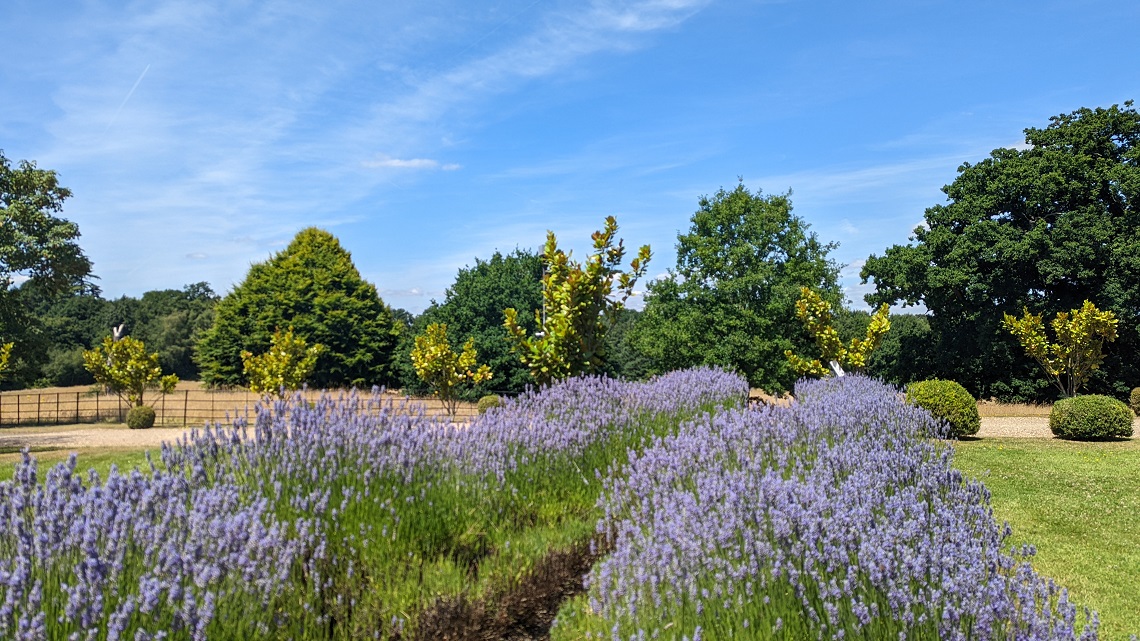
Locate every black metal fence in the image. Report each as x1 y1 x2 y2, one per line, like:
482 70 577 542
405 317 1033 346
0 389 485 428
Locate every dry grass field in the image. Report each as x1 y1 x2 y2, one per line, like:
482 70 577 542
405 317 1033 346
0 381 479 427
975 400 1053 417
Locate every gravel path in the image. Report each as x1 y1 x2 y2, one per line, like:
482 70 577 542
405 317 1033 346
2 415 1136 451
976 415 1140 438
0 424 199 451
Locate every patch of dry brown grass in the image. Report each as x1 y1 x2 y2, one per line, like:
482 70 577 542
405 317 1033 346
975 401 1053 417
1 383 478 427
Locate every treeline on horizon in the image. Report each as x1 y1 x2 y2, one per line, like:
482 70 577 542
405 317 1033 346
2 101 1138 403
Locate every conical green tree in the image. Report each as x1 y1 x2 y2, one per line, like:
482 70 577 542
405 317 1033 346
195 228 399 388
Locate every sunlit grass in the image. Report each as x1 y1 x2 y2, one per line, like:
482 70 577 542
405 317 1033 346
0 447 152 482
953 437 1140 640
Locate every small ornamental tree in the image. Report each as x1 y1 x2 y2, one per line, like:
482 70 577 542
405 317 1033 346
241 327 323 397
785 287 891 376
0 342 11 379
411 323 492 418
83 336 178 407
504 216 650 385
1002 300 1118 398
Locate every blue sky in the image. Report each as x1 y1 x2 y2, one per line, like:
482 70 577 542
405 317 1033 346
2 0 1137 313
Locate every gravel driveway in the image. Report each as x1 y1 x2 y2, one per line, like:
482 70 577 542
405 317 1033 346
0 424 200 451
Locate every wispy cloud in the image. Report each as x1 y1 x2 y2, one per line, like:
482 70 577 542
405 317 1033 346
362 157 462 170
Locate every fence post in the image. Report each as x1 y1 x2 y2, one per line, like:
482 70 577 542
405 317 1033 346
36 394 41 425
16 394 20 426
183 390 189 426
76 392 80 423
56 393 60 425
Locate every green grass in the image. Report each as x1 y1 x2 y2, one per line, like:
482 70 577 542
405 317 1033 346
0 447 153 483
952 437 1140 640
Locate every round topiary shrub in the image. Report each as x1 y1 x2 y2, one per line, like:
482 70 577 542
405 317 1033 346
127 405 156 429
1130 387 1140 416
477 394 502 415
1049 394 1133 440
905 379 980 438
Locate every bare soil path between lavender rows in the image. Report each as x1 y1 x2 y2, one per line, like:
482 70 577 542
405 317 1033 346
4 416 1136 453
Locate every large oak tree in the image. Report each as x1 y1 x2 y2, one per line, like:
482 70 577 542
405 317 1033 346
862 102 1140 401
632 182 841 391
1 151 94 387
394 249 544 397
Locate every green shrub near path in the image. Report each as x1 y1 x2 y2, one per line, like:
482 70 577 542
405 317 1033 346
477 394 502 414
906 379 980 437
126 405 156 429
1050 394 1133 440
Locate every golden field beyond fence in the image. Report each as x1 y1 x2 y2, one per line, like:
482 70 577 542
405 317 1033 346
0 384 481 428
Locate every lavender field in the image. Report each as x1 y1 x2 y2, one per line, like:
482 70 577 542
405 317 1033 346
0 370 1099 640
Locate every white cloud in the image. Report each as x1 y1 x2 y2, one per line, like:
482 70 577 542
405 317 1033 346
363 157 447 170
382 287 425 297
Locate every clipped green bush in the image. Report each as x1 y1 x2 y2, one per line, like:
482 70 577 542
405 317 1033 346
477 394 503 415
906 379 980 437
126 405 156 429
1130 387 1140 416
1050 394 1133 440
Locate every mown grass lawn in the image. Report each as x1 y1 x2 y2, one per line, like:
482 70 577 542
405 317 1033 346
0 447 152 483
953 437 1140 641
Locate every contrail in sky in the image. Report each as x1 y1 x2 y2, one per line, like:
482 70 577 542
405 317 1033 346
104 64 150 133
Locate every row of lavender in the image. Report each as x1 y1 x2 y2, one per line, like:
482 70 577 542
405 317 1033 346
553 375 1097 640
0 368 747 640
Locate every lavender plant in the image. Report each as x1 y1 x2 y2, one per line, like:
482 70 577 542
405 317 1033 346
0 367 746 639
563 375 1098 641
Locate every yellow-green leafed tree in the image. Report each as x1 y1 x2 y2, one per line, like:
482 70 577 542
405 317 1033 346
411 323 492 418
0 342 12 379
241 327 323 397
504 216 650 385
1002 300 1117 397
83 336 179 407
785 286 891 376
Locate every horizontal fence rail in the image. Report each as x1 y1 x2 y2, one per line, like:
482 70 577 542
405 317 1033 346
0 388 503 428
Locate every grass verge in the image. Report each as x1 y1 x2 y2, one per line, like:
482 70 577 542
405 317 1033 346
0 447 152 483
952 437 1140 640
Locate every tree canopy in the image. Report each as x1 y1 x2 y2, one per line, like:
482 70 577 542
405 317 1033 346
862 101 1140 401
504 216 650 385
632 182 841 391
1 151 94 386
196 228 400 388
395 249 543 397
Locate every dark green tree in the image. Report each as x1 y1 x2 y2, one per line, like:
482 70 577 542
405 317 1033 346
18 283 216 387
128 283 218 380
0 151 95 388
394 250 543 398
195 228 400 388
632 182 841 391
602 308 652 380
834 310 936 387
862 102 1140 401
